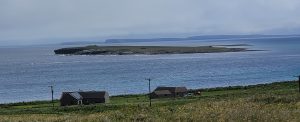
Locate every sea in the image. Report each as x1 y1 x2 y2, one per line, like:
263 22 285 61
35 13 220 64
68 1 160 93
1 37 300 103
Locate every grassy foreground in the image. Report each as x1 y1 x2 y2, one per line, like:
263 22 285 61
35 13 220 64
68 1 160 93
1 81 300 121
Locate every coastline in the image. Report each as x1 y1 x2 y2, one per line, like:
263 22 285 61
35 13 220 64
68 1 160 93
0 80 295 105
1 80 299 121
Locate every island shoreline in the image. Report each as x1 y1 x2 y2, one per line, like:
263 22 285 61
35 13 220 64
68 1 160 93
54 45 250 55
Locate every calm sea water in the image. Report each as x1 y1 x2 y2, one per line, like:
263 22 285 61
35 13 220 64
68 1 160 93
1 37 300 103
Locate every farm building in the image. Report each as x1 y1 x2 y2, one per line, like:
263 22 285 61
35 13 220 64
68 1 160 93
60 91 109 106
151 86 188 99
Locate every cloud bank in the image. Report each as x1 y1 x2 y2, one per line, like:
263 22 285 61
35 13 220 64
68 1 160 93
1 0 300 45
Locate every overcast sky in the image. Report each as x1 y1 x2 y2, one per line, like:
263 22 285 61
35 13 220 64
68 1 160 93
1 0 300 45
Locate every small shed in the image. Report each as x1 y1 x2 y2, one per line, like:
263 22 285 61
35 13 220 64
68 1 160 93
151 86 188 99
60 91 109 106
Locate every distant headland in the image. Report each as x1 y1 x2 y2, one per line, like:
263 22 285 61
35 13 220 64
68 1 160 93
54 45 248 55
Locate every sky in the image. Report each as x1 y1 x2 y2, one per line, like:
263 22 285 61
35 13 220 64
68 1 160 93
1 0 300 45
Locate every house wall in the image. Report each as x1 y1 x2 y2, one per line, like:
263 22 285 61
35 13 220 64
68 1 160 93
175 92 187 97
82 92 109 104
151 93 173 99
60 92 110 106
151 91 188 99
104 92 109 103
82 98 105 105
157 94 173 98
60 94 78 106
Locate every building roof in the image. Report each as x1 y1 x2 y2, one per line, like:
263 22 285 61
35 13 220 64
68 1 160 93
154 87 187 93
78 91 107 99
62 91 107 100
153 90 172 95
69 92 83 100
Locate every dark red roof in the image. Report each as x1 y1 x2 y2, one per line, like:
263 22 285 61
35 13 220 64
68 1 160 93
153 90 172 95
154 87 187 93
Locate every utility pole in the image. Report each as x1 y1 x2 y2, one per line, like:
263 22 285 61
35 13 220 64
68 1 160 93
48 85 54 108
295 75 300 93
146 78 152 107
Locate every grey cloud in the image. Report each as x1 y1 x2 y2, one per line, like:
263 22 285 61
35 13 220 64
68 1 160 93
0 0 300 45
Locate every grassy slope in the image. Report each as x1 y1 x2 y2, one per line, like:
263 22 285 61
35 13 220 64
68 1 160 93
1 81 300 121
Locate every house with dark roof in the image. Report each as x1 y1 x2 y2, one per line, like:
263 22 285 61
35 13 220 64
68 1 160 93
60 91 109 106
151 86 188 99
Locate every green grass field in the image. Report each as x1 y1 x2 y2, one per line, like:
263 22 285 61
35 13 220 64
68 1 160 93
1 81 300 122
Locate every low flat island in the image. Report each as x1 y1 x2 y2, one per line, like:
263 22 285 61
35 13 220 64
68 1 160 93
54 45 248 55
